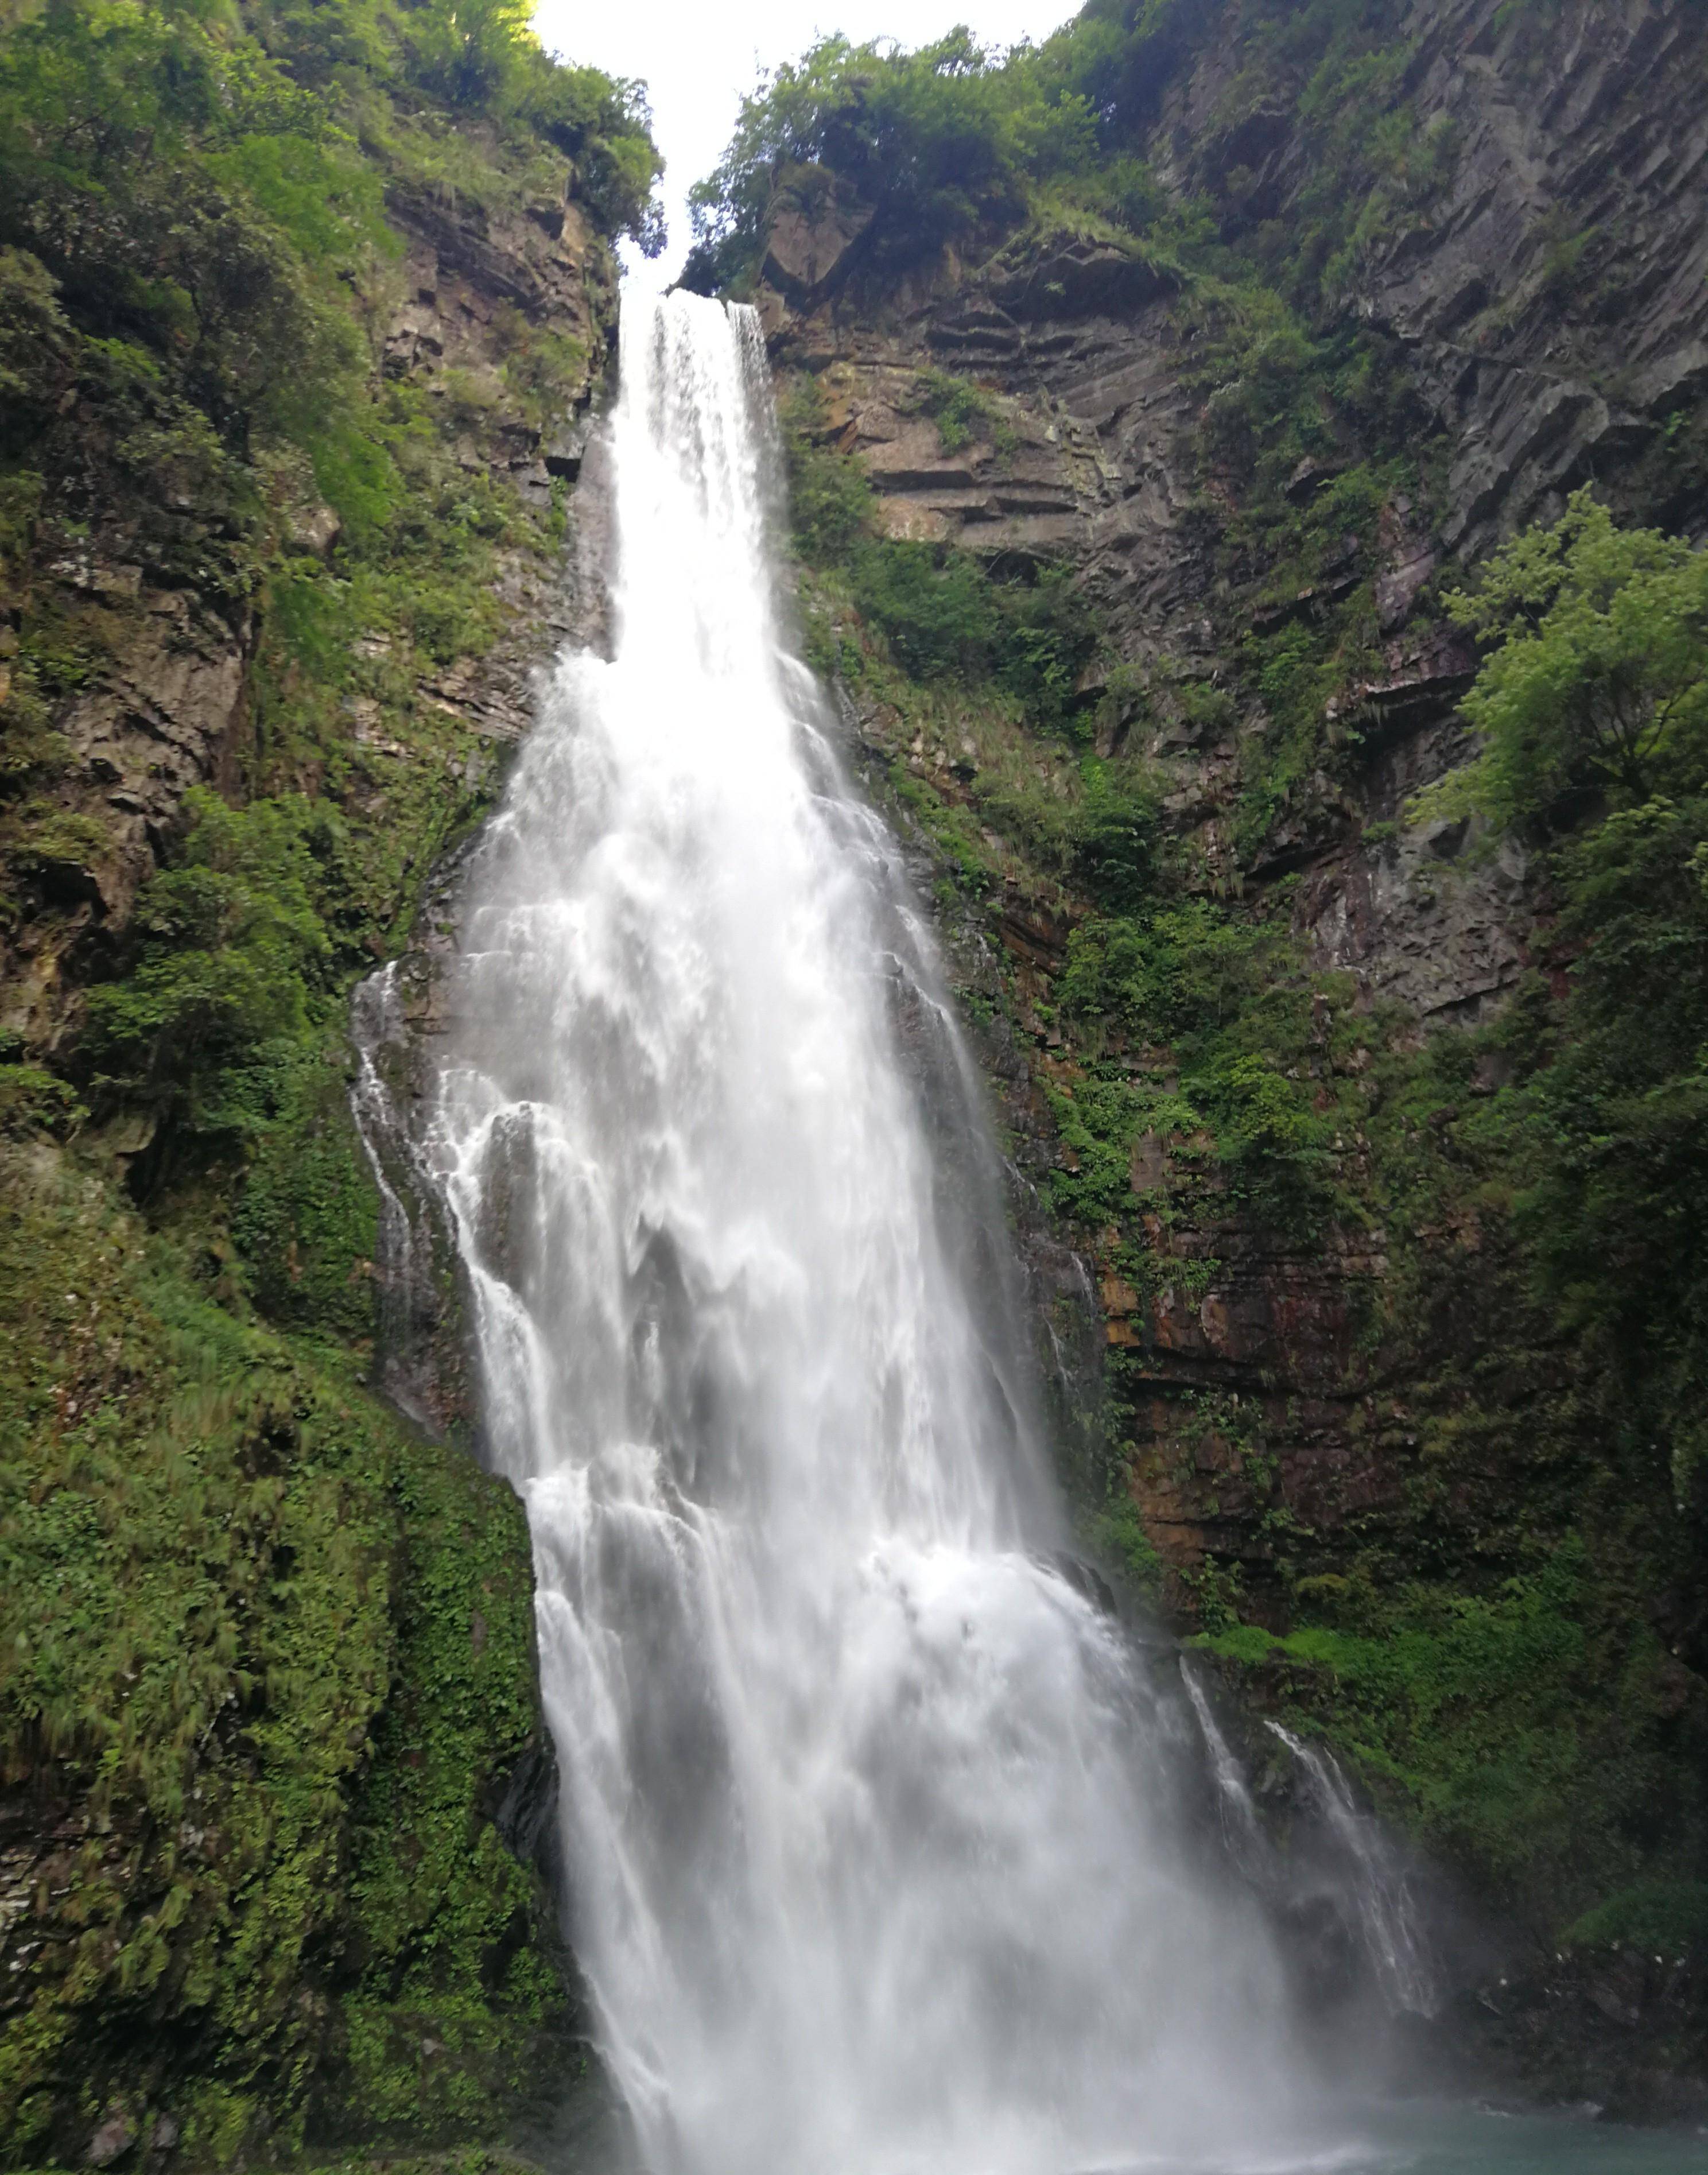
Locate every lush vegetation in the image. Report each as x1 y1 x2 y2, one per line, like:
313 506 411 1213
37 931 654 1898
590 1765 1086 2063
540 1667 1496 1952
1412 501 1708 1517
0 0 1701 2138
0 1 659 2159
0 1135 562 2164
1423 488 1708 831
1208 490 1708 1909
791 390 1708 1930
685 0 1451 301
750 0 1708 1955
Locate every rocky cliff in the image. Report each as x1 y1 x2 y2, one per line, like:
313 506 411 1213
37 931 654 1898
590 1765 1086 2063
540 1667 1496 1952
0 3 654 2162
714 0 1708 2113
5 0 1707 2147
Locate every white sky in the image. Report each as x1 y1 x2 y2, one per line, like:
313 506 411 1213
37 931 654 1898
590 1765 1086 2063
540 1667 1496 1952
531 1 1081 288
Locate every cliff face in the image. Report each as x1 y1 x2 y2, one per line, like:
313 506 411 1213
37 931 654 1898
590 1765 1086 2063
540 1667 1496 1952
4 0 1705 2146
1 179 612 1056
742 0 1708 2110
0 3 651 2162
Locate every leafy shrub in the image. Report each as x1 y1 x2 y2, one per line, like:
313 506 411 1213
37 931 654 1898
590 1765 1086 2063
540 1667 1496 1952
848 540 1001 681
1421 488 1708 833
0 1062 85 1141
917 366 1015 458
845 542 1100 727
1071 759 1159 910
232 1043 379 1336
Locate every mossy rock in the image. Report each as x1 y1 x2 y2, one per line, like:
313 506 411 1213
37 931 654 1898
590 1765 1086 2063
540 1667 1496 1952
0 1143 569 2167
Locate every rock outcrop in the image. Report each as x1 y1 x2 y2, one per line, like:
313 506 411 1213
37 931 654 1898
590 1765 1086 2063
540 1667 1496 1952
0 175 614 1060
0 14 642 2150
752 0 1708 2108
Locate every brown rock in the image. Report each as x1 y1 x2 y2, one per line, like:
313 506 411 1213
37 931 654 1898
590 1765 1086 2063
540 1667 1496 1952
762 166 875 308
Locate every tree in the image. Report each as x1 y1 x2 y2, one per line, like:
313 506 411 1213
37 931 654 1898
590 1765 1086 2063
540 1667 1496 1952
1433 488 1708 832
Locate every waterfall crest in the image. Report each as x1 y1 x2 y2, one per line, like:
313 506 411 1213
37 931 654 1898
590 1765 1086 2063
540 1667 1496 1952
416 292 1325 2175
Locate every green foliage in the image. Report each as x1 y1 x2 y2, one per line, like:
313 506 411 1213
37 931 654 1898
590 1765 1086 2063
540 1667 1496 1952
1476 800 1708 1508
1196 1536 1692 1907
843 544 1097 727
1084 1492 1164 1599
1391 503 1708 1513
783 417 875 564
0 240 68 412
1279 11 1455 305
0 1144 558 2157
1045 1069 1150 1225
779 377 1101 731
0 0 660 469
750 9 1708 1945
1563 1880 1708 1959
230 1041 379 1337
685 0 1457 315
1421 489 1708 831
685 28 1080 289
1055 898 1346 1229
847 541 1001 682
0 1 662 2155
401 0 535 110
916 366 1015 459
83 790 335 1142
1070 759 1159 911
0 1061 85 1141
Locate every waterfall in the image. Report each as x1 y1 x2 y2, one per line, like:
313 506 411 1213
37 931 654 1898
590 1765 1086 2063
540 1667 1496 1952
1266 1723 1438 2019
1182 1656 1267 1872
350 959 437 1429
410 292 1333 2175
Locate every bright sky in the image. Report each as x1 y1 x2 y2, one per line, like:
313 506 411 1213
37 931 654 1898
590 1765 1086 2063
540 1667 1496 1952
531 1 1081 289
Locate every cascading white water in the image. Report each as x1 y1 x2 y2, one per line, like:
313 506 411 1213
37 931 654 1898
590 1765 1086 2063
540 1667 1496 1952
417 291 1336 2175
1266 1724 1438 2021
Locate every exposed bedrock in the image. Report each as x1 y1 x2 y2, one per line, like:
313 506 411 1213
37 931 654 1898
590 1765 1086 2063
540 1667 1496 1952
750 0 1708 2114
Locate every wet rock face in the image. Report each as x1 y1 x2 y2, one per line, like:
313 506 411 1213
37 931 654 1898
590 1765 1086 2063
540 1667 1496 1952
1437 1948 1708 2126
1352 0 1708 556
383 182 614 518
1139 0 1708 540
0 580 253 1055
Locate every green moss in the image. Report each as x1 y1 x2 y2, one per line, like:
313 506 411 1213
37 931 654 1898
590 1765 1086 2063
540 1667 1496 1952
231 1040 380 1339
1195 1522 1703 1927
1083 1496 1165 1600
0 1138 560 2160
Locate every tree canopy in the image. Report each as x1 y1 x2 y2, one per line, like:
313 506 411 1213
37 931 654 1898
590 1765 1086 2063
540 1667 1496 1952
1439 488 1708 830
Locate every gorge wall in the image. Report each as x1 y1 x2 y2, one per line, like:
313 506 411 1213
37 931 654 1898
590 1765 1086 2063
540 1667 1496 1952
709 0 1708 2114
0 3 655 2162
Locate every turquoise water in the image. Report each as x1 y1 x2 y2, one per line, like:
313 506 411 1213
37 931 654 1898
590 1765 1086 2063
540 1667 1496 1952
541 2078 1707 2175
1264 2102 1707 2173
